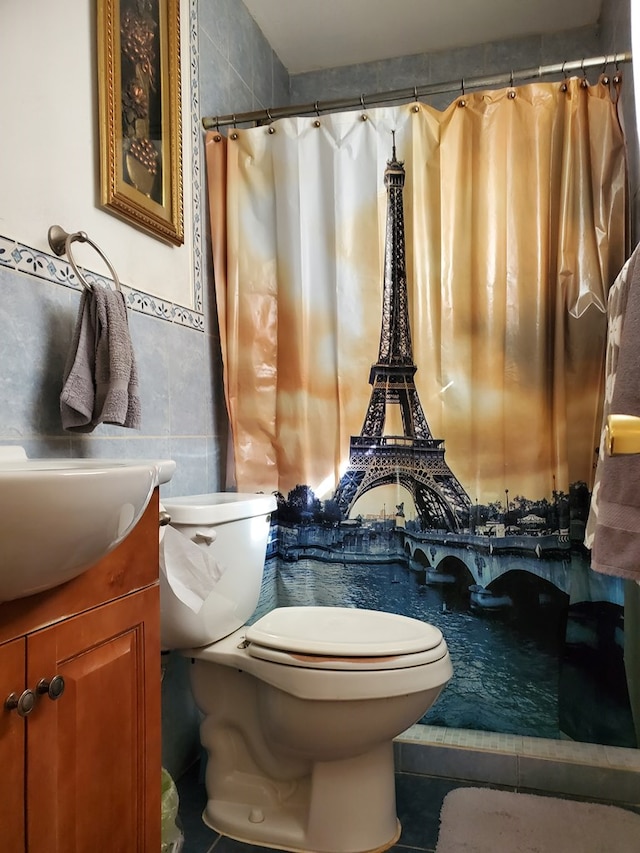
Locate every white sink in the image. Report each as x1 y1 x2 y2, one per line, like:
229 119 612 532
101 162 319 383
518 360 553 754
0 449 175 603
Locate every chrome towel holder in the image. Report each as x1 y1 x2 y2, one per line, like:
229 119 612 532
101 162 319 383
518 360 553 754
48 225 121 292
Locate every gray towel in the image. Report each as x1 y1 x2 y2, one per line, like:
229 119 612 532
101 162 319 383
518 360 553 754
60 287 141 432
591 246 640 579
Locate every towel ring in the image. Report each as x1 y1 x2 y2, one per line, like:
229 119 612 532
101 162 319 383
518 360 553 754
47 225 121 292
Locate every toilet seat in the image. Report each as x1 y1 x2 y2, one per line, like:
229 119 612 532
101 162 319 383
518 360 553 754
190 624 453 701
246 642 448 670
245 606 447 671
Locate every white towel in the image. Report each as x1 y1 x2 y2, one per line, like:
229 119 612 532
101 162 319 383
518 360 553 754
60 287 141 432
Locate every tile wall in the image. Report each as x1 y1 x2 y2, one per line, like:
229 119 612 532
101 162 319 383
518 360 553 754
290 25 603 111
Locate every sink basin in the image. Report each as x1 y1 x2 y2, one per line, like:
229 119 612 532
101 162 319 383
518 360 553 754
0 452 171 603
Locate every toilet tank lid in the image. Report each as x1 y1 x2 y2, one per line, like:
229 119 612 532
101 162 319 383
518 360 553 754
162 492 276 525
245 606 444 657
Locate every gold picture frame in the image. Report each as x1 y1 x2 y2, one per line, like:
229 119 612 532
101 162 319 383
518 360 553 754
98 0 184 246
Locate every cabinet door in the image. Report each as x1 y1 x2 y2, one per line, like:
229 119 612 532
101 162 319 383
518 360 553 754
0 637 27 850
26 586 161 853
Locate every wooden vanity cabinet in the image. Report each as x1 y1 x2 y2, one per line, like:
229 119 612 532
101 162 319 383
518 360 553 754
0 491 161 852
0 636 26 846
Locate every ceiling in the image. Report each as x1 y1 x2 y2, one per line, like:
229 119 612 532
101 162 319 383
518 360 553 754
242 0 603 75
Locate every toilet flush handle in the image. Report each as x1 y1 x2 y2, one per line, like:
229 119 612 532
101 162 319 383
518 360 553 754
193 530 217 545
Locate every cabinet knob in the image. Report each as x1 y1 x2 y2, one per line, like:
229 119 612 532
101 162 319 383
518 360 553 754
36 676 66 701
5 689 36 717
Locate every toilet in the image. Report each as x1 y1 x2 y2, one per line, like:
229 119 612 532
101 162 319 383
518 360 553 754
160 492 453 853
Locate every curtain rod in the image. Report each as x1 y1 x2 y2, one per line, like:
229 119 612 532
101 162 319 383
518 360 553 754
202 51 632 130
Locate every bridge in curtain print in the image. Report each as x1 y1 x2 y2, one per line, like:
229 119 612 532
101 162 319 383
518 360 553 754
274 509 591 604
273 519 607 607
401 527 574 598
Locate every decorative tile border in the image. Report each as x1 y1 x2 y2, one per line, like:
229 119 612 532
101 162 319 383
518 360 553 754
0 233 205 332
0 0 205 333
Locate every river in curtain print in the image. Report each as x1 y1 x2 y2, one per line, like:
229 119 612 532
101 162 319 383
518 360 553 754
252 509 634 748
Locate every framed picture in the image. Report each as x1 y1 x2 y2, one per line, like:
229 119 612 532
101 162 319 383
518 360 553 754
98 0 184 246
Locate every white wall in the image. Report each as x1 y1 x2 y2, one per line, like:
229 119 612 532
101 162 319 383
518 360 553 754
1 0 194 308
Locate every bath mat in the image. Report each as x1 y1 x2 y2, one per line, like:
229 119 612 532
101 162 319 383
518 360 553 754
435 787 640 852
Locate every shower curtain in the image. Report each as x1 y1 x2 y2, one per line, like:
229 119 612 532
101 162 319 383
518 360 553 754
206 77 632 746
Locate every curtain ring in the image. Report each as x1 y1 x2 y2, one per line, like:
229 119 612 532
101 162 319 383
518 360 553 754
413 86 419 101
580 58 588 88
314 101 320 117
360 94 366 109
561 61 568 92
612 54 622 86
461 78 465 96
232 114 237 129
510 69 514 87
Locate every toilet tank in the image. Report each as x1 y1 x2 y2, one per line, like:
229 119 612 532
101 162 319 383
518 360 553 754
159 492 276 650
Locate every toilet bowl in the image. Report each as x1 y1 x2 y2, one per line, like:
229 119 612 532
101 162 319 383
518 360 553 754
160 493 453 853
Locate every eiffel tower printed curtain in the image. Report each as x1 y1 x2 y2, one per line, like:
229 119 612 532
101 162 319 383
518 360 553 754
206 79 625 505
206 78 634 746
